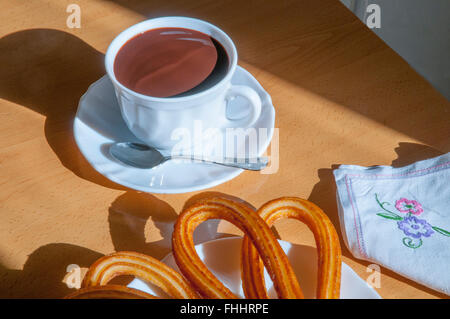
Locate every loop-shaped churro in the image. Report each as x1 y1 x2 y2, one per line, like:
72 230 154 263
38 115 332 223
241 197 341 299
172 197 304 299
82 251 199 299
65 285 156 299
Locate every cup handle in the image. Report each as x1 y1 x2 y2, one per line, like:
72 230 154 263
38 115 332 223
224 85 262 128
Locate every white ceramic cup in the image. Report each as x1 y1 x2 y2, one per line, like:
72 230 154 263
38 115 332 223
105 16 262 151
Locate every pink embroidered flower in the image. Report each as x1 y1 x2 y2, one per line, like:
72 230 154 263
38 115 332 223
395 198 423 215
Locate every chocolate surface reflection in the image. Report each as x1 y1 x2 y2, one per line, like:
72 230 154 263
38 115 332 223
114 27 228 98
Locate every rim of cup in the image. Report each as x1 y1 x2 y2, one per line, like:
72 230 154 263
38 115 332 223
105 16 238 103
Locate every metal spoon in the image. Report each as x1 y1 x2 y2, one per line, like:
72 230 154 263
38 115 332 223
110 142 268 171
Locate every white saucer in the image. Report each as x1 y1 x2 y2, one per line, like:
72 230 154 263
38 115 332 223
128 237 382 299
73 66 275 193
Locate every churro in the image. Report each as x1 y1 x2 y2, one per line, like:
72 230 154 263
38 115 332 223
172 197 304 299
241 197 341 299
82 251 199 299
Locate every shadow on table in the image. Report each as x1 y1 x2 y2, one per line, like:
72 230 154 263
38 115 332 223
108 191 243 261
0 243 102 298
0 29 125 190
390 142 444 168
0 190 249 298
108 191 178 260
308 142 447 298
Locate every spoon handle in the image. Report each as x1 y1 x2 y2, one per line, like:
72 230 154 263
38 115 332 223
170 155 269 171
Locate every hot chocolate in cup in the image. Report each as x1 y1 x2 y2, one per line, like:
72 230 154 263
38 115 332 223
105 16 262 152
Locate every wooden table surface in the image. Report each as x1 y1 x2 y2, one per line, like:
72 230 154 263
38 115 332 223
1 0 449 299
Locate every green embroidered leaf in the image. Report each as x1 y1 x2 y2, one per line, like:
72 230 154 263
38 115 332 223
432 226 450 237
375 194 397 215
403 237 422 249
376 212 402 220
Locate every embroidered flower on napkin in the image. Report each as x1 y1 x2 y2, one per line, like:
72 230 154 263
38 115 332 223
375 194 449 249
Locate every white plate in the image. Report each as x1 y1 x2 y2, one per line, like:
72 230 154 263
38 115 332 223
128 237 382 299
73 66 275 193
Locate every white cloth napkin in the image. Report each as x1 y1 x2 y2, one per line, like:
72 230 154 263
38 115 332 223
334 152 450 295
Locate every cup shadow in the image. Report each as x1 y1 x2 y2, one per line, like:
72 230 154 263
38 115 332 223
108 191 178 260
0 28 125 190
308 142 447 298
108 191 253 262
